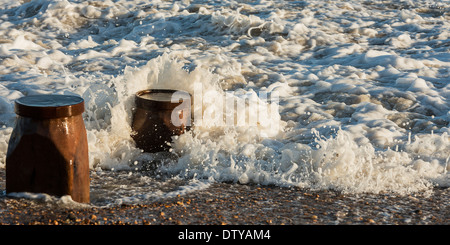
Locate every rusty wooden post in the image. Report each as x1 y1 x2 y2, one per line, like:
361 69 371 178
6 94 90 203
131 89 191 153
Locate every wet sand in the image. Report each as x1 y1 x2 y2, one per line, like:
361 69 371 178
0 168 448 227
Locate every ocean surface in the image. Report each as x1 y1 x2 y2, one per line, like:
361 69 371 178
0 0 449 207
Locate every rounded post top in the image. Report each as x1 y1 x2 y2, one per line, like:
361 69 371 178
135 89 191 110
15 94 85 119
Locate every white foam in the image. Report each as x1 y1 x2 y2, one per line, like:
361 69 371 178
7 192 90 208
112 178 212 206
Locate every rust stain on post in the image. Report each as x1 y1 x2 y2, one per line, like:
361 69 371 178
6 94 90 203
131 89 191 153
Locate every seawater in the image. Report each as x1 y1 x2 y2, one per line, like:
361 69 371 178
0 0 449 205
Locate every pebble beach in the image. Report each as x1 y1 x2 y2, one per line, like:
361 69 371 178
0 170 448 226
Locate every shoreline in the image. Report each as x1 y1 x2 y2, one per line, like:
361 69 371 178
0 175 448 226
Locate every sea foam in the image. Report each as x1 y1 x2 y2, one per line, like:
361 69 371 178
0 0 449 197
